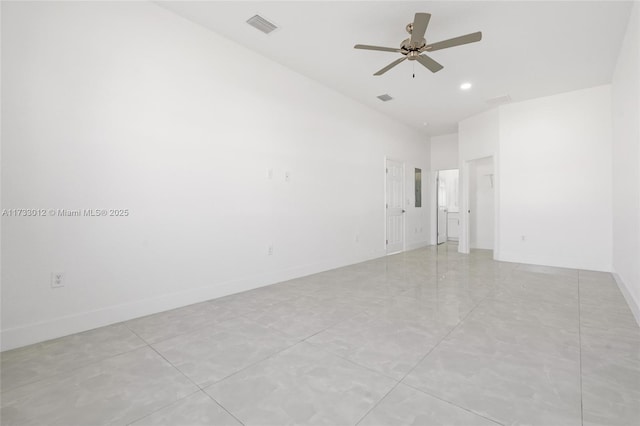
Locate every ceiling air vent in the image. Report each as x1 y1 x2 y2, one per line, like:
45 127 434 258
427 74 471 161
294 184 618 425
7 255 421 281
246 15 278 34
485 94 512 106
377 94 393 102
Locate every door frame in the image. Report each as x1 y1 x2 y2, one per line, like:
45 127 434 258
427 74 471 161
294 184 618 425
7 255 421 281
384 157 405 254
432 168 460 246
436 171 447 244
459 155 500 258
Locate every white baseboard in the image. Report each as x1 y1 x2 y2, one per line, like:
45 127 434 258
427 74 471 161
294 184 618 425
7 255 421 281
613 273 640 327
1 250 386 351
497 251 612 273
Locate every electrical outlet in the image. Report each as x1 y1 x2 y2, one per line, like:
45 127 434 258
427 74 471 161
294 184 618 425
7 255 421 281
267 168 273 179
521 235 526 242
268 245 274 256
51 272 64 288
284 171 291 182
355 234 359 243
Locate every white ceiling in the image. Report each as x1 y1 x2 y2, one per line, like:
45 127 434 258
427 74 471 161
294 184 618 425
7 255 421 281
158 1 633 136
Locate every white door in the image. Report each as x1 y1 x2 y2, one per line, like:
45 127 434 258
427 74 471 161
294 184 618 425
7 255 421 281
386 159 404 254
447 212 460 241
437 207 447 244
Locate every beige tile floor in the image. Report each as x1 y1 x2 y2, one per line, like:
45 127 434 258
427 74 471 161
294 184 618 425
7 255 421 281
1 244 639 425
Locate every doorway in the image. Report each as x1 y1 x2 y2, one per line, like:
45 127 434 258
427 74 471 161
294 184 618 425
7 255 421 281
385 159 405 254
436 169 460 245
468 157 494 251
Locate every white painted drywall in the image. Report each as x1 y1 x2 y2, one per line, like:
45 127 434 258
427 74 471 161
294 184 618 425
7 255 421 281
0 1 430 350
469 157 494 250
430 133 459 171
458 85 613 271
499 85 612 271
612 3 640 322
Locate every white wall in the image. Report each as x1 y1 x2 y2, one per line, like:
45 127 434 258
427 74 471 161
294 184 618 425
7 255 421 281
430 133 459 171
612 2 640 321
499 85 612 271
469 157 494 250
458 85 613 271
0 1 430 350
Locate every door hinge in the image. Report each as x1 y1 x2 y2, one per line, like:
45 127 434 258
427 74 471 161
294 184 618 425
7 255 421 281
386 168 388 173
386 239 388 245
386 203 388 209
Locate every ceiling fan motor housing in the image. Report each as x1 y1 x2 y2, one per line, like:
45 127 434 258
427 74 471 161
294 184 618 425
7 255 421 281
401 37 426 55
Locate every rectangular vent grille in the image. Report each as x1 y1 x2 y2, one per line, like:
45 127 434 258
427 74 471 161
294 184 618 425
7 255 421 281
377 94 393 102
486 94 512 105
247 15 278 34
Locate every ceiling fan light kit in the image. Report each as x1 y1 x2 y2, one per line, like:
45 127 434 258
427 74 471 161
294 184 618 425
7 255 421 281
355 12 482 76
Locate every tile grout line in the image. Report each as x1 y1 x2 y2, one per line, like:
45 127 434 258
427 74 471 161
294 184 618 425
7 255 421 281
206 337 302 387
4 248 594 425
202 392 247 426
353 256 497 426
126 325 200 386
354 381 402 426
126 319 295 426
302 339 401 383
125 290 312 349
577 270 584 426
396 285 501 423
398 286 487 384
123 324 224 423
0 341 148 395
128 303 276 348
136 317 295 392
141 344 233 418
123 389 202 426
198 295 410 425
401 381 505 426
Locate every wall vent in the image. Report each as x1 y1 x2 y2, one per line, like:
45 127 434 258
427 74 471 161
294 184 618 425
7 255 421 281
485 94 512 106
377 94 393 102
246 15 278 34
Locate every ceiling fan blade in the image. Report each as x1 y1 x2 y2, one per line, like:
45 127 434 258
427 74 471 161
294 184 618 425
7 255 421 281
354 44 401 53
426 31 482 52
374 57 407 76
416 54 444 73
410 13 431 45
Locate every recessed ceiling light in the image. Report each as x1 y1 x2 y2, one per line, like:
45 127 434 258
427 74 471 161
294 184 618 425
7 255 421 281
460 82 472 90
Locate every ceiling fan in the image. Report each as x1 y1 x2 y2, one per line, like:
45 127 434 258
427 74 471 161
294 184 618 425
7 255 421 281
355 13 482 76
